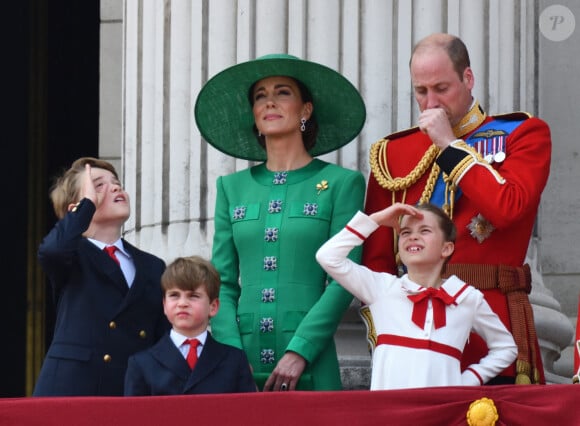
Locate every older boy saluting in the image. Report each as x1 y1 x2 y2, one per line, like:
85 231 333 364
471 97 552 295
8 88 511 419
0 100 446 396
34 158 169 396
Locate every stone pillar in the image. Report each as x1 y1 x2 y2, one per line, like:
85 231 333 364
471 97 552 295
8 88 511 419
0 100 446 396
528 240 575 383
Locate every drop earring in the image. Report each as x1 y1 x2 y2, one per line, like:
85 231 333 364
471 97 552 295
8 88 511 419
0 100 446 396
300 118 306 132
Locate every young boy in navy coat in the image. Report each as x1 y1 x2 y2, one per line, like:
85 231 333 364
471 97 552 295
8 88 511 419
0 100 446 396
34 157 170 396
124 256 257 395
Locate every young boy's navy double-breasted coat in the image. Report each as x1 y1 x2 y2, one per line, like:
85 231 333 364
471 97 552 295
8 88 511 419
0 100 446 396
124 332 256 395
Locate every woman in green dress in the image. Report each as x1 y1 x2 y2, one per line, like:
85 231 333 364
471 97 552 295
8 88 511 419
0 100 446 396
194 54 366 391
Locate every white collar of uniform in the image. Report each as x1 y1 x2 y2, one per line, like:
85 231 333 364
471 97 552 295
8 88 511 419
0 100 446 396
88 238 131 259
400 273 473 304
440 274 474 304
170 328 208 348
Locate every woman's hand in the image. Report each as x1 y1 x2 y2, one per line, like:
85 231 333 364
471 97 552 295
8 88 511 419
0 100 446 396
263 351 307 391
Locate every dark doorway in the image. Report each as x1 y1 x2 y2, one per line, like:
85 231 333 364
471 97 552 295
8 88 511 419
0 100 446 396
0 0 99 397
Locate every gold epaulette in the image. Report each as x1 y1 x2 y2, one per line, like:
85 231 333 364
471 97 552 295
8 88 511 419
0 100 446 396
492 111 532 121
381 125 422 141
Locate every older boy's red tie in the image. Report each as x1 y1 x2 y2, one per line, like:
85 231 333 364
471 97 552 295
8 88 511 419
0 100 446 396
185 339 200 370
104 246 120 266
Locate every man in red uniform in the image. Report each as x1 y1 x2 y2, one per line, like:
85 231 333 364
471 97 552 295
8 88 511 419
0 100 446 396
362 33 551 384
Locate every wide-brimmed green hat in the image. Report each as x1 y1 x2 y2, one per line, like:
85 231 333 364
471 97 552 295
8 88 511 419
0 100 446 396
194 54 366 161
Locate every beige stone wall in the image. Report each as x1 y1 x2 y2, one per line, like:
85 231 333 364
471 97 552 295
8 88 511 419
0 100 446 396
99 0 123 174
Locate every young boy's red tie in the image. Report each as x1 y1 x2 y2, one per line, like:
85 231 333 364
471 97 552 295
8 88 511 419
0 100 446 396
185 339 200 370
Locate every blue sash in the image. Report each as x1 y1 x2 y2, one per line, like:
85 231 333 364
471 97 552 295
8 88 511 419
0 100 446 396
429 118 525 208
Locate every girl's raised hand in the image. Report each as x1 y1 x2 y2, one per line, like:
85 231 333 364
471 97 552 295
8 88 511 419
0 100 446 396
369 203 423 233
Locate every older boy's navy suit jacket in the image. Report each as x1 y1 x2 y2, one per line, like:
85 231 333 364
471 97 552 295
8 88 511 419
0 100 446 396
124 332 257 395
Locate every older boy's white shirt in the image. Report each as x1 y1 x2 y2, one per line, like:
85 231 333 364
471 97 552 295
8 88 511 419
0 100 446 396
88 238 136 287
170 329 208 359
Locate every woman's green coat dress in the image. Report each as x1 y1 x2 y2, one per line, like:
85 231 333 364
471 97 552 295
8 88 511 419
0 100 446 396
210 159 365 390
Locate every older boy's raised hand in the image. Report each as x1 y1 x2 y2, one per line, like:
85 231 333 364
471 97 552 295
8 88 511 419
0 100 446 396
80 163 98 207
370 203 423 233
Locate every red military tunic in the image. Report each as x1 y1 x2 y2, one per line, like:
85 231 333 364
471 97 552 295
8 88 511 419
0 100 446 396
363 102 551 383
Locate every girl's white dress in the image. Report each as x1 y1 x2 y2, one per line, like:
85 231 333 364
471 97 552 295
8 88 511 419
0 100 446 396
316 211 517 390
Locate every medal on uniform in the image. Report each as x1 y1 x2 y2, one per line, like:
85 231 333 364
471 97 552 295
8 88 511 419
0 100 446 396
485 138 494 163
471 129 507 164
467 213 495 243
481 138 493 163
493 136 506 163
